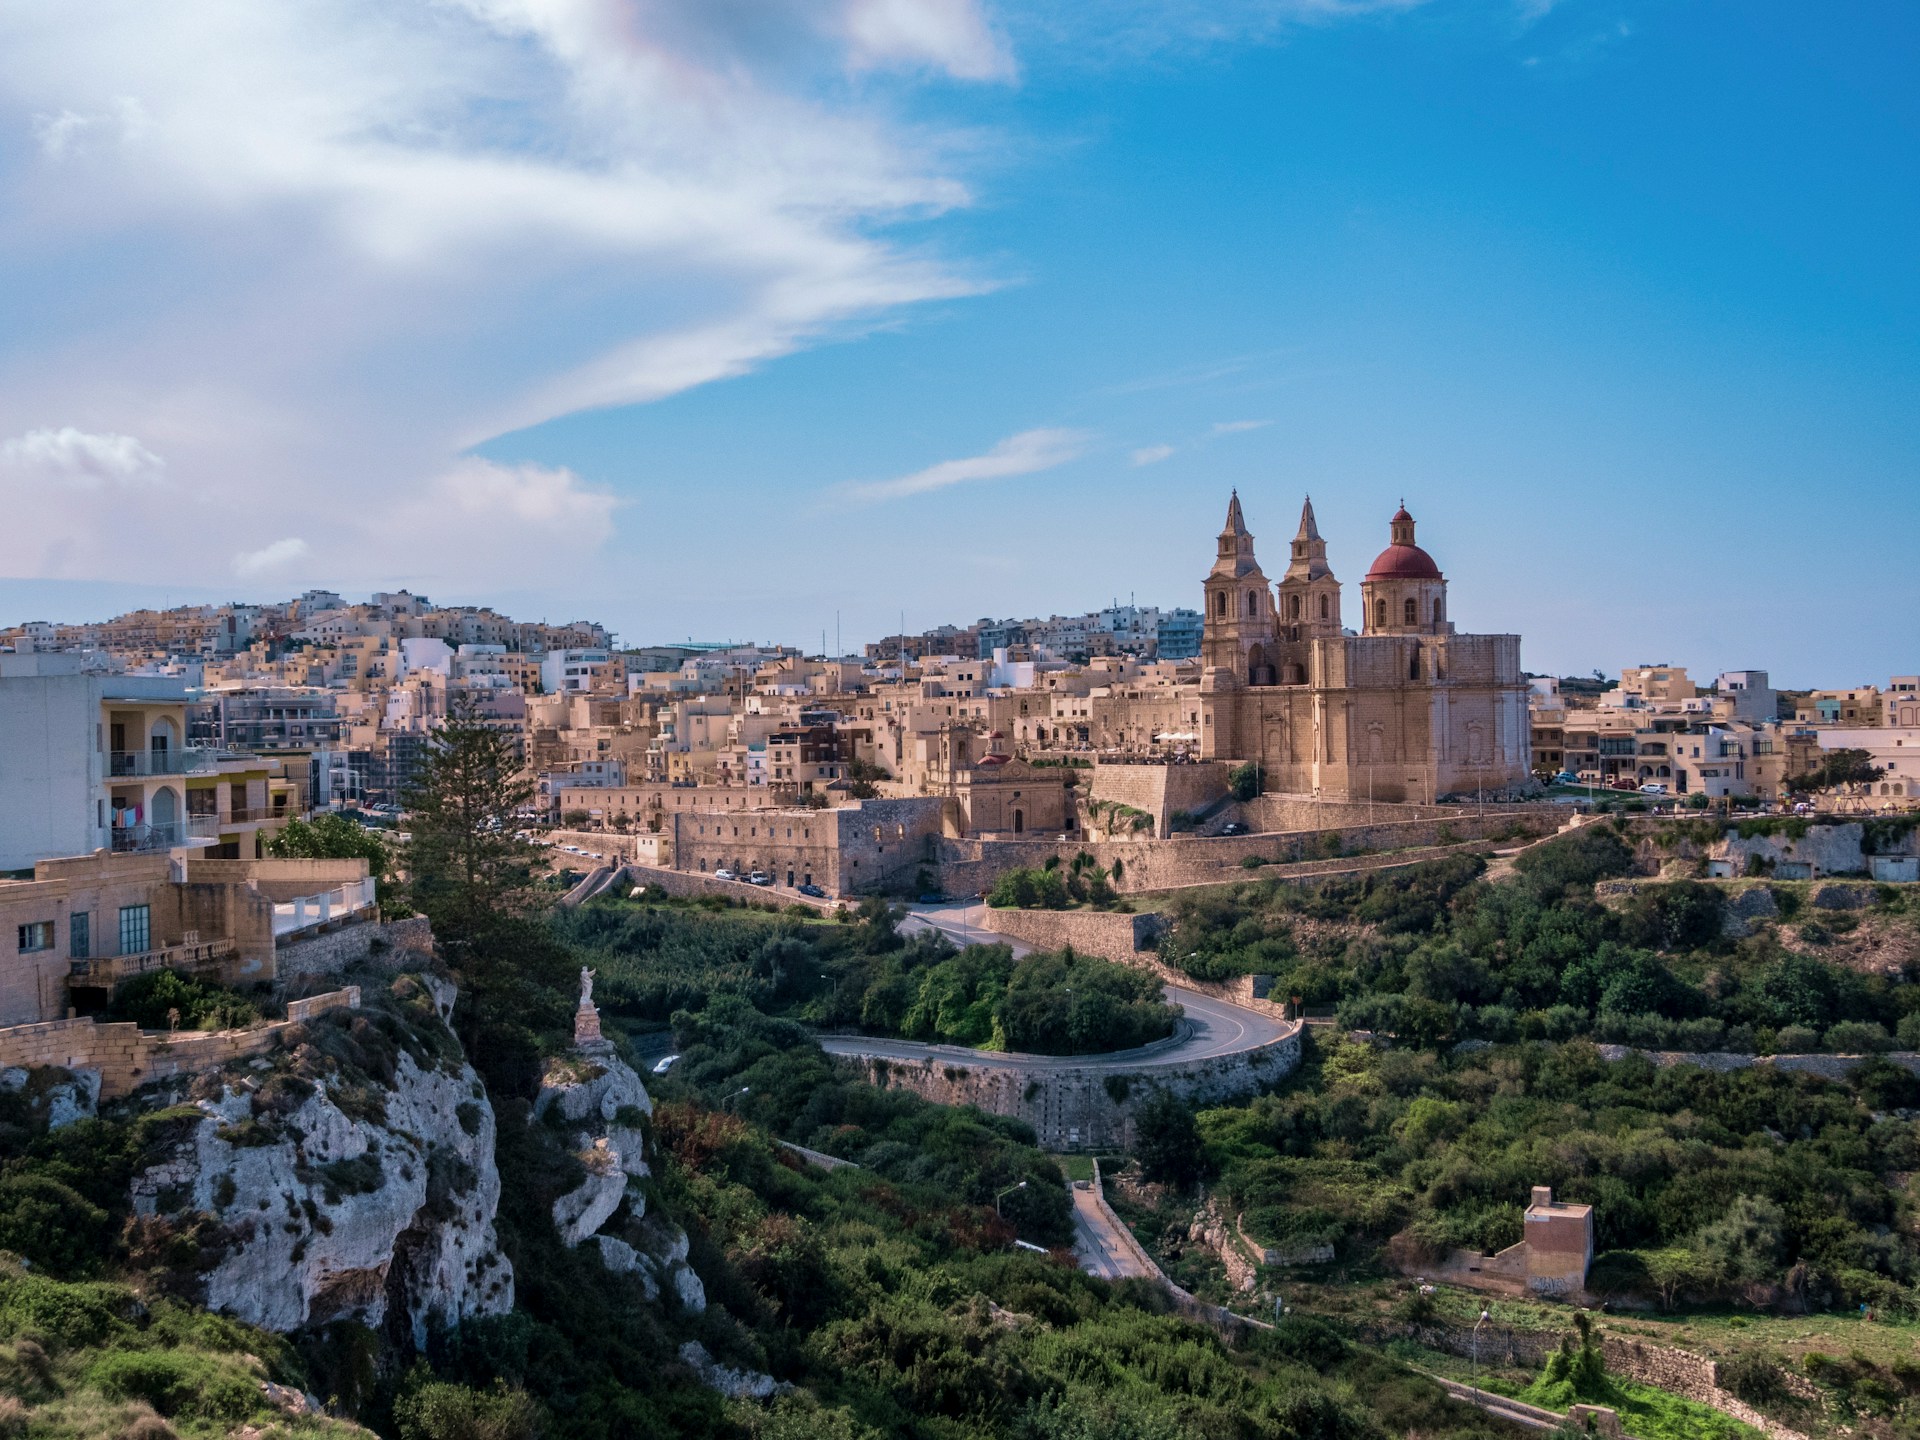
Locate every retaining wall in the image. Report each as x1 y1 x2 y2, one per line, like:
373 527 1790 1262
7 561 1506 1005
275 917 434 984
617 864 837 912
0 986 361 1100
1595 1043 1920 1079
848 1024 1301 1151
933 810 1548 896
1359 1321 1814 1440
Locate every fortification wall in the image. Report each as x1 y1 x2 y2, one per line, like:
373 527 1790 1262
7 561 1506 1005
1088 762 1230 837
847 1026 1300 1151
0 986 361 1100
618 863 836 911
973 907 1165 960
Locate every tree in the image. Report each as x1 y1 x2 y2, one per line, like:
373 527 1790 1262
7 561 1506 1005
845 758 888 800
265 813 402 917
1133 1089 1207 1188
1788 748 1886 794
1228 762 1264 803
402 699 544 953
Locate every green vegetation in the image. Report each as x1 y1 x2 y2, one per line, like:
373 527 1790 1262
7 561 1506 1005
555 894 1175 1056
1191 1031 1920 1315
1155 831 1920 1051
1228 762 1264 803
986 852 1124 910
1788 748 1886 795
103 969 259 1032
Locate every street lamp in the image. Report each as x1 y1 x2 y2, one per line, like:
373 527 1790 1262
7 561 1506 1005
995 1181 1027 1218
1472 1308 1490 1373
722 1085 750 1111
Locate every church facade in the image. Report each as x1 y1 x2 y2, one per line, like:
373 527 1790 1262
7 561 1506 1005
1197 494 1531 802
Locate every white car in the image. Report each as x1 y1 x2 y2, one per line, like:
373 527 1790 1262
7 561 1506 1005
1638 783 1669 796
651 1054 680 1075
747 872 772 886
714 868 737 881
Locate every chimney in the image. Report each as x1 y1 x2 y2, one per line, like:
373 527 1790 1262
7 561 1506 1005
1531 1186 1553 1210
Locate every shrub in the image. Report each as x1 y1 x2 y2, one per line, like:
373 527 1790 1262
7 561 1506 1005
0 1174 110 1276
87 1350 264 1421
105 970 257 1032
1823 1021 1891 1054
1228 762 1264 803
1132 1090 1206 1188
393 1374 542 1440
1720 1350 1791 1407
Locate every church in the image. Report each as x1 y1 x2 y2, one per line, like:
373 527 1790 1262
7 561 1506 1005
1197 493 1532 802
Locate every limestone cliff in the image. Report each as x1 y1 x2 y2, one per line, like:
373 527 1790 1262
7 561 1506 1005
121 975 514 1345
532 1047 706 1314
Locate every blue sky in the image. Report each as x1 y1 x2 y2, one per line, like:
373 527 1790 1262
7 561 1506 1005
0 1 1913 686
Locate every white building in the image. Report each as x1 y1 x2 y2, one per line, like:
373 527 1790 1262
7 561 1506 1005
542 647 611 694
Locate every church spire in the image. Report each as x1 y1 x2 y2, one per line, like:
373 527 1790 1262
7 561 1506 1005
1295 495 1321 543
1223 489 1247 537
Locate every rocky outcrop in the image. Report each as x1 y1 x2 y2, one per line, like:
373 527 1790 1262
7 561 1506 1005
533 1049 704 1312
0 1065 101 1130
677 1341 790 1401
126 982 513 1345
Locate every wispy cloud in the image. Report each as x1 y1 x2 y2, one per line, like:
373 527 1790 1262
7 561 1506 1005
840 428 1088 503
1211 419 1271 435
0 427 165 486
1130 444 1176 466
233 538 309 578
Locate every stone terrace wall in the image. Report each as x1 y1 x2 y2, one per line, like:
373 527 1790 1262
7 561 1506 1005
618 863 837 911
974 907 1165 960
276 917 434 985
934 810 1550 896
848 1025 1301 1151
0 985 359 1100
1596 1043 1920 1079
1360 1321 1814 1440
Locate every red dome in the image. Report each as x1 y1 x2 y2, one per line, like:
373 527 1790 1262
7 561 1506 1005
1366 504 1442 579
1366 544 1442 580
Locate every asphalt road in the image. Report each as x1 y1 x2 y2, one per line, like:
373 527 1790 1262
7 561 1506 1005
820 903 1294 1074
1070 1183 1154 1281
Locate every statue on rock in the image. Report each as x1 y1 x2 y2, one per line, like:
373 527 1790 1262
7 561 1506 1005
574 966 608 1052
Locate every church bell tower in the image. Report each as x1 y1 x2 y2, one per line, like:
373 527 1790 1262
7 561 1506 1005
1201 491 1278 686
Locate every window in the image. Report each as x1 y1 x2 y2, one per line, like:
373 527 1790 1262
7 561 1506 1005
1320 594 1329 620
1403 597 1418 626
1374 598 1386 629
70 912 90 961
1214 592 1226 617
17 922 53 954
119 904 151 955
1433 597 1444 624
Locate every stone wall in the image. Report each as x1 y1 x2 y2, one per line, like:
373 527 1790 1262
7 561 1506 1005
1091 1160 1273 1336
975 907 1165 960
1360 1321 1813 1440
618 863 836 911
275 917 434 985
1595 1043 1920 1079
934 809 1550 897
1088 761 1230 838
847 1025 1301 1151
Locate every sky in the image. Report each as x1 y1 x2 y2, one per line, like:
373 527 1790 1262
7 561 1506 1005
0 0 1913 686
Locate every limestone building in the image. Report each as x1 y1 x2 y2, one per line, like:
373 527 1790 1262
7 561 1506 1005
1198 495 1531 801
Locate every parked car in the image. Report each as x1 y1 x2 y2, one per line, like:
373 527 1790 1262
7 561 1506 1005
651 1054 680 1076
747 872 773 886
714 868 737 881
1219 822 1249 836
1552 771 1580 786
1638 783 1669 796
797 883 827 898
917 892 945 904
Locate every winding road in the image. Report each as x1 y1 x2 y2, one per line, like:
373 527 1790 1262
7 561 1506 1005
819 901 1294 1075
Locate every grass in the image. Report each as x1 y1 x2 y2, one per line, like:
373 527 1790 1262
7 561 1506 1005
1057 1155 1095 1183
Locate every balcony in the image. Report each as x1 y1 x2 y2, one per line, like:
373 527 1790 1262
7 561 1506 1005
273 878 379 937
109 748 217 777
109 818 222 852
70 936 237 985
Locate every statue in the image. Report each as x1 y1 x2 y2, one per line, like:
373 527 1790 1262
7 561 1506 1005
579 966 596 1006
573 966 607 1052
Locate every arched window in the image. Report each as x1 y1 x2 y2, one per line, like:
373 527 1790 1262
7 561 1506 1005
1247 590 1259 616
1214 591 1226 617
1320 594 1329 620
1433 597 1444 624
1289 593 1301 620
1374 598 1386 629
1409 652 1420 681
1403 597 1418 626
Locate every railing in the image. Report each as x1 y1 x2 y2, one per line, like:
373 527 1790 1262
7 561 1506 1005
108 748 216 777
273 878 378 936
69 937 237 984
109 818 222 852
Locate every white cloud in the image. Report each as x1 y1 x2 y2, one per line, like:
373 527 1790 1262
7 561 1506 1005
840 427 1088 503
1211 419 1271 435
233 537 310 577
0 427 165 486
1130 444 1175 466
844 0 1014 80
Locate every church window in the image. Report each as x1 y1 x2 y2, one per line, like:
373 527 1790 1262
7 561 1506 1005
1320 594 1329 620
1403 597 1417 626
1247 590 1259 616
1433 597 1444 624
1374 598 1386 629
1214 592 1227 618
1289 594 1301 620
1409 653 1420 681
